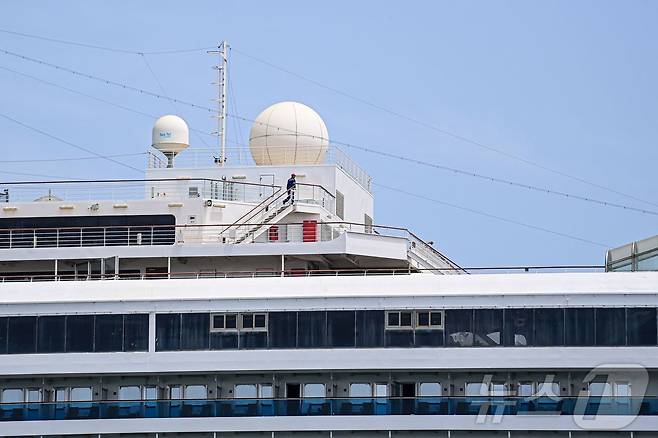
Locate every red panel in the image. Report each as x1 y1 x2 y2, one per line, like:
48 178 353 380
302 220 318 242
268 225 279 241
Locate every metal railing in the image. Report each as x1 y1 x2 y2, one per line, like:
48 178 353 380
0 178 281 205
148 145 373 193
0 396 653 421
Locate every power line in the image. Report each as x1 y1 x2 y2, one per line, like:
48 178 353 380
0 152 145 163
0 27 213 55
0 113 142 173
374 183 610 248
232 46 658 209
3 47 657 216
0 64 246 147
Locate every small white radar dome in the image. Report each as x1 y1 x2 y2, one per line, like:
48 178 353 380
248 101 329 165
152 115 189 167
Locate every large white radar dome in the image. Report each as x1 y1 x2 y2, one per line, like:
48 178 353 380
152 115 189 167
248 101 329 166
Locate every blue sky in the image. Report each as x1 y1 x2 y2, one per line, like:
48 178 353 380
0 1 656 267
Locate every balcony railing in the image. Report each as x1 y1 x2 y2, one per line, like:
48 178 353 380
0 396 654 421
148 145 373 193
0 178 281 205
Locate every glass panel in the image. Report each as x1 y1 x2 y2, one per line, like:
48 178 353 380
156 314 181 351
596 308 626 346
474 309 503 346
268 312 297 349
2 388 23 403
504 309 534 347
327 311 355 347
387 312 399 327
169 386 182 399
537 382 560 397
565 308 595 346
446 309 473 347
37 316 65 353
491 383 506 396
181 313 209 350
518 383 534 397
210 332 238 349
303 383 325 398
355 310 384 347
259 384 273 398
119 386 141 400
144 386 158 400
417 312 430 327
124 314 149 352
254 314 266 328
55 388 68 402
415 329 444 347
430 312 443 326
616 382 631 397
637 251 658 271
26 389 41 402
350 383 372 397
534 308 564 346
184 385 207 399
235 384 257 399
94 314 123 352
212 314 225 329
375 384 388 397
465 383 487 396
589 382 612 397
239 332 267 349
242 314 254 329
627 308 657 346
419 382 441 396
8 316 37 354
70 387 92 402
0 318 7 354
66 315 94 352
225 314 237 329
297 311 326 348
385 330 414 347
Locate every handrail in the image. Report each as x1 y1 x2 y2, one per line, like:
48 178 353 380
217 186 285 238
0 265 606 282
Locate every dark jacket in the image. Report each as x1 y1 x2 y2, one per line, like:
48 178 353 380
286 177 296 190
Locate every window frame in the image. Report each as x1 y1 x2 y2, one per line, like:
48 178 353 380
385 310 414 330
210 312 267 332
416 311 444 330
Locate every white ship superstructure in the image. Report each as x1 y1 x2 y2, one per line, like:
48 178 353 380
0 100 656 438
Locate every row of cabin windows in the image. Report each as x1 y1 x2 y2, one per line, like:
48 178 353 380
0 314 148 354
2 381 627 403
155 307 658 351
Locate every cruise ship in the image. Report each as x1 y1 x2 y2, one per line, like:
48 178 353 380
0 98 657 438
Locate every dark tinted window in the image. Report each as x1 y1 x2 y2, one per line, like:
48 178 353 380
0 318 6 354
534 308 564 346
240 332 267 349
124 314 149 351
627 308 657 346
297 311 326 348
504 309 533 347
385 330 414 347
210 332 238 349
37 316 65 353
268 312 297 349
565 308 595 346
415 330 444 347
8 316 36 354
181 313 209 350
156 314 181 351
66 315 94 352
596 308 626 346
446 309 473 347
94 315 123 352
327 311 355 348
356 310 384 348
474 309 503 346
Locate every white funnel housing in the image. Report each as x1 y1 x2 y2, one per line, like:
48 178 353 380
248 101 329 166
152 115 189 167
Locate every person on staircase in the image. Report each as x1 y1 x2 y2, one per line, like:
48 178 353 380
283 173 296 204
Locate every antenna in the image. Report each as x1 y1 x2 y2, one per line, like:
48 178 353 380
208 41 228 166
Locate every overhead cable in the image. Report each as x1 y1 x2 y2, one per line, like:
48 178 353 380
232 47 658 209
374 183 610 248
3 47 656 216
0 113 142 173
